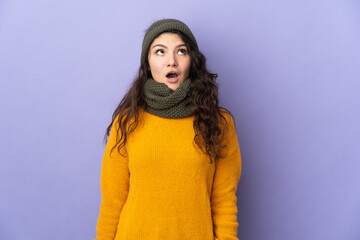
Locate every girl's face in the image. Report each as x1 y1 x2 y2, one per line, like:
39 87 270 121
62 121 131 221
148 33 191 91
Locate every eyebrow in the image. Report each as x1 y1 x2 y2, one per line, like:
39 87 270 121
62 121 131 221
152 44 187 49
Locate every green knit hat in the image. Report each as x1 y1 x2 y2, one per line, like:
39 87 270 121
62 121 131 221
141 18 198 64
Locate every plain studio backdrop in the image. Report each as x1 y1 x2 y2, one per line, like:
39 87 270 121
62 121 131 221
0 0 359 239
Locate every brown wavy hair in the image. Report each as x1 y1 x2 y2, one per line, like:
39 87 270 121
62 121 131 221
104 30 231 163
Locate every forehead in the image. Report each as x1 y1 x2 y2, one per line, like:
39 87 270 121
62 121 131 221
150 32 185 46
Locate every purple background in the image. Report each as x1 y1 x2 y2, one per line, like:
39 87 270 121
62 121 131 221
1 0 359 239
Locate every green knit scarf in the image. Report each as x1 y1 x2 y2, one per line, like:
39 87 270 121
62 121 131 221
143 78 193 118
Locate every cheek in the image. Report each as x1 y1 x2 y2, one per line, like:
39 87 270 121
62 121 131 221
148 59 159 73
185 59 191 73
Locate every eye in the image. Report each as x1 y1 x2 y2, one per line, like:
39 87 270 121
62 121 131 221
178 48 187 55
155 49 165 55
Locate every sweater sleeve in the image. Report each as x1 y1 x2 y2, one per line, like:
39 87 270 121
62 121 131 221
211 114 242 240
95 118 130 240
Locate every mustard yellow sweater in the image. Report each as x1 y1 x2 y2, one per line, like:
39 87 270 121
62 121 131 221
95 109 242 240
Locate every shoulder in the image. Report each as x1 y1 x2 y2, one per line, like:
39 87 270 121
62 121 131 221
218 108 239 144
219 108 236 128
112 107 145 128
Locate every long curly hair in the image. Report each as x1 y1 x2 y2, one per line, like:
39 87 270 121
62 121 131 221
104 30 231 163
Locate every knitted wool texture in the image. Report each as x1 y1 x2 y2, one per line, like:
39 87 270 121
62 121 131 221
141 18 198 64
143 77 192 118
95 109 242 240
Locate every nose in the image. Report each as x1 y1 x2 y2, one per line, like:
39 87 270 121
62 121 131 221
167 52 177 67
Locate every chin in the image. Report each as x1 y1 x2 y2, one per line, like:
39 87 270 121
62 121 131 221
165 80 183 91
167 84 179 91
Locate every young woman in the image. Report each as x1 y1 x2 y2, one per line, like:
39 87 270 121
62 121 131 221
95 18 242 240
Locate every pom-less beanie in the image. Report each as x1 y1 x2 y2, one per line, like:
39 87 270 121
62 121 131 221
141 18 198 64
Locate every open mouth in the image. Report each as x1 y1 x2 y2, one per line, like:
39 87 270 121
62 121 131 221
166 72 178 79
